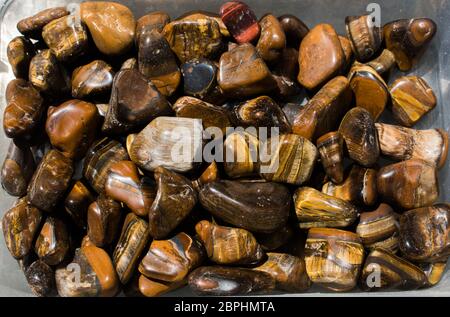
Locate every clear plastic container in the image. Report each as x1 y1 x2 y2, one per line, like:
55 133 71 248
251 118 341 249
0 0 449 296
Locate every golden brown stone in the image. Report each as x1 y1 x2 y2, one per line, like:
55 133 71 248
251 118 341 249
71 60 114 99
256 14 286 62
87 194 122 247
316 131 345 184
17 7 69 39
7 36 35 79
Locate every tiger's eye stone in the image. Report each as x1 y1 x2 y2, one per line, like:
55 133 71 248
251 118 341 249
383 18 437 71
420 261 448 286
293 76 352 141
220 1 260 44
113 213 150 284
278 14 309 48
360 248 427 291
231 96 291 133
294 187 358 229
80 1 136 55
102 69 172 135
181 58 218 100
129 117 203 173
254 252 311 292
199 180 291 233
356 204 399 253
260 134 318 185
162 18 223 63
377 159 438 210
376 123 449 169
138 275 185 297
7 36 35 79
139 232 204 282
193 161 219 190
2 198 42 259
46 100 100 159
298 24 345 91
322 165 378 207
27 150 73 212
345 15 383 62
272 47 299 81
339 107 380 167
218 43 277 98
34 217 69 266
42 15 89 62
399 204 450 262
173 96 231 133
135 11 171 45
121 58 137 70
256 14 286 63
105 160 156 217
87 194 122 248
29 49 70 96
348 64 389 120
138 29 181 96
17 7 69 39
177 11 230 37
189 266 275 296
389 76 437 127
64 180 94 231
56 245 119 297
25 260 54 297
3 79 44 139
83 138 129 193
148 167 197 239
195 220 263 265
316 132 344 184
366 49 396 75
339 36 353 68
71 60 115 99
305 228 364 291
223 131 260 179
1 140 35 197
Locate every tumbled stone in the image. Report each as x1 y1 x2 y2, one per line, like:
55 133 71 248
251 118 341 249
17 7 69 39
220 1 260 44
278 14 309 48
256 14 286 62
25 260 55 297
7 36 35 79
34 217 69 266
64 180 94 231
71 60 115 99
135 11 171 45
87 194 122 247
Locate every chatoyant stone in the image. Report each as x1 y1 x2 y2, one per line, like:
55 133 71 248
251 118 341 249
135 11 171 45
389 76 437 127
256 14 286 62
366 49 396 75
199 180 291 233
345 15 383 62
71 60 115 99
193 161 220 190
177 11 230 37
181 58 221 101
420 261 448 287
17 7 69 39
87 194 122 247
383 18 437 71
339 36 353 68
80 1 136 55
34 217 69 266
27 149 73 212
25 260 54 297
377 159 438 210
220 1 260 44
7 36 35 79
223 131 260 178
46 100 100 159
2 198 42 259
195 220 263 265
138 275 185 297
64 180 94 230
278 14 309 48
298 24 345 90
316 132 344 184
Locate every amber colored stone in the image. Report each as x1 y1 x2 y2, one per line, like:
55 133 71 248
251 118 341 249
316 132 344 184
25 260 54 297
220 1 260 44
3 79 44 139
2 198 42 259
218 43 277 98
71 60 115 99
46 100 100 159
420 261 448 287
7 36 35 79
138 29 181 96
345 15 383 62
339 36 353 68
17 7 69 39
135 11 171 45
105 160 156 217
389 76 437 127
223 131 260 179
138 274 185 297
27 150 73 212
87 194 122 247
163 18 223 63
256 14 286 62
177 11 230 37
383 18 436 71
34 217 69 266
366 49 396 75
278 14 309 48
298 24 345 90
1 140 35 197
193 161 219 191
377 158 439 210
292 76 352 141
64 180 94 231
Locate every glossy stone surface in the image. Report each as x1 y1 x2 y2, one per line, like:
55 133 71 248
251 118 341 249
298 24 345 90
148 167 197 239
305 228 364 291
3 79 44 139
278 14 309 48
27 150 73 212
181 59 218 100
177 11 230 37
138 274 185 297
71 60 114 99
339 36 353 68
339 107 380 167
2 198 42 259
80 1 136 55
129 117 203 173
87 194 122 247
389 76 437 127
64 180 94 231
46 100 100 159
316 131 344 184
34 217 69 266
377 159 439 210
220 1 260 44
345 15 383 62
188 266 275 296
7 36 35 79
256 15 286 62
25 260 54 297
135 11 171 45
294 187 358 229
366 49 396 75
17 7 69 39
103 69 171 135
199 180 290 233
223 131 260 178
